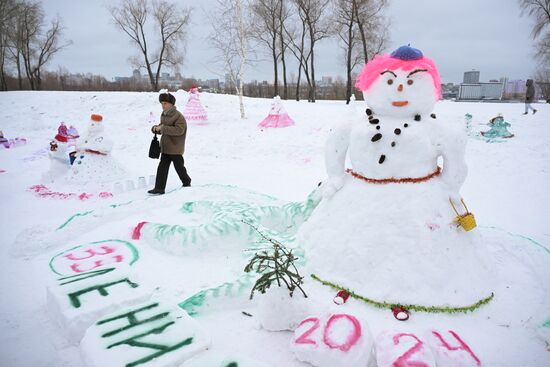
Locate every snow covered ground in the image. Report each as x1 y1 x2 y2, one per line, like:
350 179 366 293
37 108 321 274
0 91 549 366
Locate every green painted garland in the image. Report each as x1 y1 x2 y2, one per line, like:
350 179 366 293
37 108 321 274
311 274 494 314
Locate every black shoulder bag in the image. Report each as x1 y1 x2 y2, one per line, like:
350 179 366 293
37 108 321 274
149 133 160 159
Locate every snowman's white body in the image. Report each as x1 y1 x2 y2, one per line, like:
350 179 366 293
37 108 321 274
43 142 71 183
300 59 492 306
65 119 125 186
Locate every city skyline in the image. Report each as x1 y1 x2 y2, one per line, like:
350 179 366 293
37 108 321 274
40 0 538 85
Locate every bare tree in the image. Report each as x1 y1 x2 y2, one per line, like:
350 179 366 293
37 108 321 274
7 1 70 90
283 9 311 101
0 0 18 90
208 0 253 118
251 0 281 97
519 0 550 63
334 0 358 104
292 0 332 102
110 0 191 91
334 0 389 103
278 0 292 99
354 0 389 63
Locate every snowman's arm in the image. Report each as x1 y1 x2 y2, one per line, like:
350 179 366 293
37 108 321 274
436 126 468 198
160 114 186 136
325 124 351 179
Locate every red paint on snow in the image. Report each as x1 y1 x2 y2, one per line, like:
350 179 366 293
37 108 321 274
132 221 148 240
27 185 114 201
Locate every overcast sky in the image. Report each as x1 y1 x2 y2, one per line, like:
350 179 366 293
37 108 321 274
41 0 537 84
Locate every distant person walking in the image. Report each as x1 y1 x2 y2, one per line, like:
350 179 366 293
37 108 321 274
148 92 192 195
523 79 537 115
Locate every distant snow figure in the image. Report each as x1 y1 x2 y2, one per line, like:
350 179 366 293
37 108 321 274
0 129 27 149
182 86 208 123
258 96 295 128
43 123 72 183
481 115 514 139
65 114 126 186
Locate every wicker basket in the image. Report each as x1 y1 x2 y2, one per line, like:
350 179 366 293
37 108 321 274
450 198 477 231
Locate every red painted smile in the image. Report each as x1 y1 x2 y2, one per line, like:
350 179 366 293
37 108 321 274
392 101 409 107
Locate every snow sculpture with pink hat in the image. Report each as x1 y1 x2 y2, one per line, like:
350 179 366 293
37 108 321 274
258 96 295 128
43 122 72 182
182 86 208 122
299 45 494 311
65 114 126 186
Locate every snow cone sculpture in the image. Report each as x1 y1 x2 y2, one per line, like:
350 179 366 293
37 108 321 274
299 45 493 310
258 96 295 128
182 86 208 122
65 114 125 185
481 115 514 139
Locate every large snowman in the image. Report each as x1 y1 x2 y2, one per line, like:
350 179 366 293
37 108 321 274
65 114 126 186
299 46 493 308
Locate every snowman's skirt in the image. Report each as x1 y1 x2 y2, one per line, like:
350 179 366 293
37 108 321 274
65 150 127 186
258 113 295 128
299 174 494 306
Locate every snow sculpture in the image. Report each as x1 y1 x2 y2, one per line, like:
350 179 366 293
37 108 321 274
0 129 26 149
300 45 493 311
481 115 514 140
66 114 126 185
182 86 208 122
81 302 210 367
43 122 72 182
291 313 374 367
425 330 481 367
47 264 151 344
258 96 295 128
375 331 436 367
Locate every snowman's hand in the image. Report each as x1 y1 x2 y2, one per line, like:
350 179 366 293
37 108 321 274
323 175 344 198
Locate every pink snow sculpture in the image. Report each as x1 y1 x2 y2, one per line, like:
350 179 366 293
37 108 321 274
258 96 295 128
182 86 208 123
0 130 27 149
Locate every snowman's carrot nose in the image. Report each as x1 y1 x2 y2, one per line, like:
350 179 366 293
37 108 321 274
397 84 403 92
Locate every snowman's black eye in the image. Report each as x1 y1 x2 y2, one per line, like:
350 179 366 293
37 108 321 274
407 79 413 85
387 79 393 85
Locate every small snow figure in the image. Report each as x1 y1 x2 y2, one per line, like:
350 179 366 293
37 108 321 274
43 123 72 182
481 115 514 140
65 114 126 186
182 86 208 122
0 129 27 149
300 45 493 310
0 130 7 148
258 96 295 128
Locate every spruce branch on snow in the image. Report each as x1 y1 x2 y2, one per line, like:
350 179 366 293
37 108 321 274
243 221 307 300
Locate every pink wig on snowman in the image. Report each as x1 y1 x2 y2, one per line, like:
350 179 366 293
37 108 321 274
355 45 442 99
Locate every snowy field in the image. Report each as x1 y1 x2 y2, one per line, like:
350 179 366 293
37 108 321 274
0 91 549 366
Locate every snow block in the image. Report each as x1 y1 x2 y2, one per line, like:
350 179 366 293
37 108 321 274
257 287 310 331
425 330 481 367
290 313 374 367
49 239 140 276
375 330 436 367
181 352 272 367
81 302 210 367
47 264 151 344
